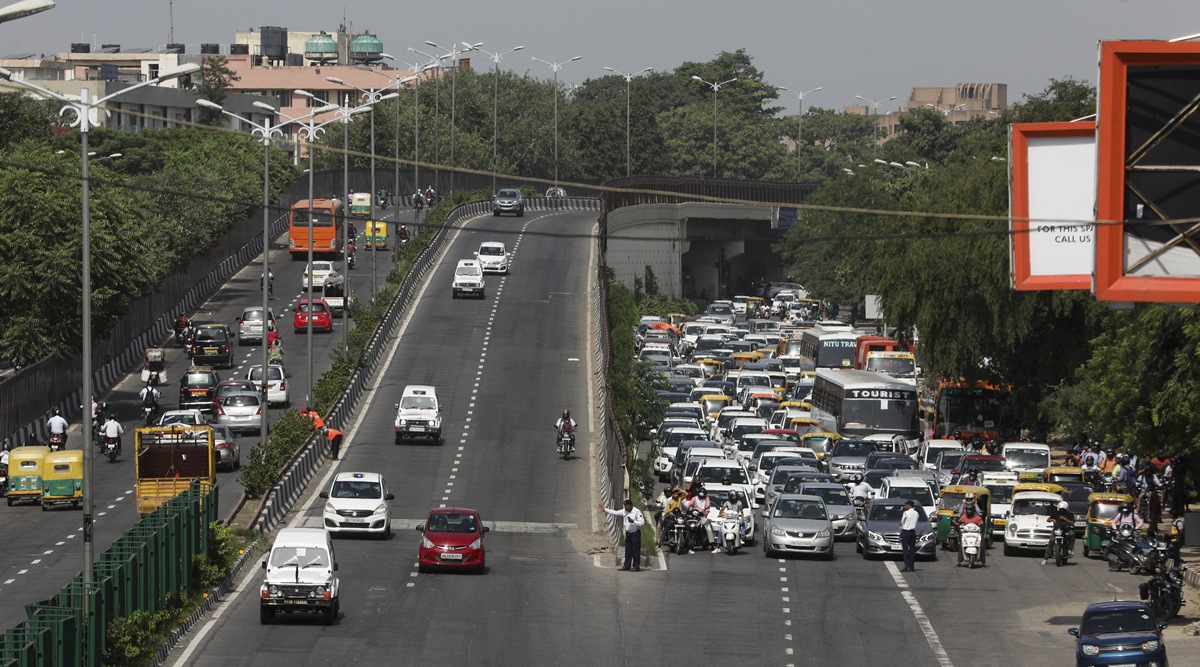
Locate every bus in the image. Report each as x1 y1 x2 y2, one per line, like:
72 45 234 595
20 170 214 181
289 198 343 261
920 380 1012 442
797 326 860 372
810 369 920 446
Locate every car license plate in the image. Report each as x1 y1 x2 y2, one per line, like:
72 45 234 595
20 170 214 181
410 426 425 432
204 348 217 354
440 553 463 561
284 599 308 605
342 518 367 524
891 544 903 551
191 389 206 395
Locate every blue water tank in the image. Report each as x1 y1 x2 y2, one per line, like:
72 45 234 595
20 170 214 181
349 33 383 63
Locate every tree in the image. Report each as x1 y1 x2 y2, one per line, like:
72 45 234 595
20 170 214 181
0 92 55 150
195 55 241 126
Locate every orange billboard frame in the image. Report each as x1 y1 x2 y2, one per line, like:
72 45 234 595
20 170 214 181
1095 40 1200 303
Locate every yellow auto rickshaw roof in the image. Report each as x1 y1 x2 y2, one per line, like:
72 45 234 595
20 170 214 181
732 351 764 360
939 484 990 497
47 452 84 464
780 401 811 409
1086 492 1134 504
747 297 764 303
701 394 732 403
695 358 722 366
1043 466 1085 474
788 417 821 427
1014 482 1064 495
801 431 841 441
9 445 51 463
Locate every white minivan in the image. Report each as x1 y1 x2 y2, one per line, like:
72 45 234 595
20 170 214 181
918 439 964 472
260 528 340 625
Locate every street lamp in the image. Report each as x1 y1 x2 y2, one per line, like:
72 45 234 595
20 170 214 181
926 103 965 116
603 66 651 178
326 77 399 301
407 47 451 194
0 61 198 583
425 41 481 198
397 59 437 208
855 94 897 157
532 55 582 188
777 85 822 181
480 45 524 191
291 90 347 407
691 75 737 178
0 0 54 23
361 57 421 230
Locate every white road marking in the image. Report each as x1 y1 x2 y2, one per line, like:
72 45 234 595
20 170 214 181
3 579 14 584
30 559 41 565
17 570 28 575
885 560 954 666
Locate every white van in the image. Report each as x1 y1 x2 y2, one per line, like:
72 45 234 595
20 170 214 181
319 273 346 317
918 439 964 472
1001 442 1052 479
451 259 485 298
260 528 340 625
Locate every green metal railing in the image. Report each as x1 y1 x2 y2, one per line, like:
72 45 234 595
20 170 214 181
0 479 217 666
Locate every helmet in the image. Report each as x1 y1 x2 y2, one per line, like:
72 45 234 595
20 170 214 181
1107 449 1115 456
697 489 707 499
964 505 976 516
1119 502 1134 514
562 409 570 419
52 408 61 417
1121 455 1130 464
1085 455 1095 464
729 490 740 501
1058 501 1069 510
964 492 976 501
967 468 979 477
853 473 864 483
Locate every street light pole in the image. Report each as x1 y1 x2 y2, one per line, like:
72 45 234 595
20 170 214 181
408 47 448 195
778 86 822 181
480 45 524 192
532 55 582 188
1 62 198 583
399 59 434 207
691 75 737 178
855 94 897 158
426 41 481 199
604 66 651 178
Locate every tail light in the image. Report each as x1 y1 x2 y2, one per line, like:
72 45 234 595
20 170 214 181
216 405 226 416
256 406 263 415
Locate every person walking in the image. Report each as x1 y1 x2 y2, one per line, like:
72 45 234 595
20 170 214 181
899 499 919 572
599 499 645 572
325 427 344 460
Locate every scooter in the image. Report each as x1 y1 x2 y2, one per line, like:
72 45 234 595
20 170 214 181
556 429 575 459
48 432 66 452
717 510 744 555
852 496 869 521
959 522 984 568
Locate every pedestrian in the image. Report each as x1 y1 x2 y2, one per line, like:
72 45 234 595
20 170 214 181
599 499 645 572
899 499 919 573
325 426 344 460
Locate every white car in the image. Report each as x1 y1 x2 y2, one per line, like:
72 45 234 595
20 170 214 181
451 259 485 299
1002 491 1062 555
655 446 678 482
302 261 336 290
158 409 206 427
319 472 394 539
699 483 757 544
474 242 510 274
395 385 441 443
246 364 288 407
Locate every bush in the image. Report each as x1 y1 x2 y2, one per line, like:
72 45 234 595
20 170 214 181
104 591 190 666
238 411 314 498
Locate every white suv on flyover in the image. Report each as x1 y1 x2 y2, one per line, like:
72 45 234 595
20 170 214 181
395 385 441 444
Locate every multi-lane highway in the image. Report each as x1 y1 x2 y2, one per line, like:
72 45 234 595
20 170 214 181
0 207 413 629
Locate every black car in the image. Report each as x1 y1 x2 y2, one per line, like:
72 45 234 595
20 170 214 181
179 367 221 412
190 323 233 368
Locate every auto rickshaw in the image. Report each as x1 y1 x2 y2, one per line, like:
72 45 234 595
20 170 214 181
6 445 50 507
700 394 733 421
1013 482 1064 498
780 400 812 413
935 484 991 549
40 451 83 511
1043 466 1086 485
349 192 372 218
788 417 824 436
694 358 723 377
141 346 167 385
365 221 388 250
666 313 689 327
731 351 764 369
799 431 841 463
1081 492 1135 558
746 296 766 316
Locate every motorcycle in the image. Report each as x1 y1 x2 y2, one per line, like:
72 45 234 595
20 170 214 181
48 432 66 452
662 508 688 554
398 226 409 244
141 399 158 427
718 510 745 555
556 428 576 459
943 516 961 553
1049 524 1071 567
682 507 707 553
174 316 192 347
377 194 388 210
1140 564 1185 620
347 243 357 270
101 435 120 463
959 522 984 568
1104 524 1153 573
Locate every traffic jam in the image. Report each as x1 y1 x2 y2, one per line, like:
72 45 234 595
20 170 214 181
639 286 1187 665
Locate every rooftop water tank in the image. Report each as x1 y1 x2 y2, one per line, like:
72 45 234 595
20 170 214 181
349 33 383 63
304 32 338 64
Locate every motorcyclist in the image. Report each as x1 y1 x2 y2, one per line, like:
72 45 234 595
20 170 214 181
955 505 987 567
102 414 124 454
1116 456 1137 492
377 188 389 209
685 488 714 553
957 491 982 516
266 324 281 350
1041 501 1075 565
848 473 873 502
961 467 982 487
716 490 748 547
1100 450 1117 474
1112 502 1145 532
139 383 161 409
555 410 577 453
261 271 274 297
1080 454 1100 473
47 408 69 448
656 487 687 545
267 339 285 366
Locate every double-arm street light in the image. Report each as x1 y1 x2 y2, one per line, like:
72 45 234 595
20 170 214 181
397 59 438 208
425 41 481 198
532 55 582 188
407 47 451 193
603 66 651 178
855 94 897 157
691 75 737 178
480 45 524 191
326 77 399 300
777 86 822 180
0 61 199 583
195 97 333 451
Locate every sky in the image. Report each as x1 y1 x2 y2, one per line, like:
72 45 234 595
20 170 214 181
4 0 1199 113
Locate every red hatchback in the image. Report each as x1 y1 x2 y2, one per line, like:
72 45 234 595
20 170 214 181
416 508 489 573
294 299 333 334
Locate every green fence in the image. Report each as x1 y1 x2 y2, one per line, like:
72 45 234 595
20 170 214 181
0 479 217 667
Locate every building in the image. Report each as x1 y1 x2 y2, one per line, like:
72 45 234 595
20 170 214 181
842 83 1007 142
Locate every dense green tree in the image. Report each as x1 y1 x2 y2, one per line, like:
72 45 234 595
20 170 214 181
195 55 242 126
0 92 56 150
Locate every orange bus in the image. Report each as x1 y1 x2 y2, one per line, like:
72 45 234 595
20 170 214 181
919 380 1012 442
289 198 343 260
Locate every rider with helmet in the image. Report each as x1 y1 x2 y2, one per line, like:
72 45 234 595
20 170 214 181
848 473 873 502
47 408 69 447
1112 502 1145 531
685 488 715 552
961 467 982 487
957 491 982 517
955 504 987 567
1041 500 1076 564
717 490 748 548
555 410 577 453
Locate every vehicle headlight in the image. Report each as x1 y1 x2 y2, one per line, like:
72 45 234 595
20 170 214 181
397 419 407 426
1008 524 1017 536
469 538 483 550
374 503 388 515
771 526 787 537
268 585 280 596
1142 640 1159 651
868 531 884 542
816 529 831 538
918 532 935 542
1080 645 1099 656
314 585 326 596
324 502 336 514
422 537 435 548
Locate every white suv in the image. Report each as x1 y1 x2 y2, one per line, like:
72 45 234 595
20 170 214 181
474 242 510 274
302 261 336 289
395 385 441 444
319 472 394 539
451 259 485 299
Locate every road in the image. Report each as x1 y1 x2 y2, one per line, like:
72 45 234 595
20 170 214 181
0 207 413 629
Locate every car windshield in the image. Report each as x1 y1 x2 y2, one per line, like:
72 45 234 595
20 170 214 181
426 512 480 533
938 452 965 470
869 503 926 522
773 499 827 520
698 466 749 485
806 487 850 505
740 375 770 387
298 302 326 313
479 246 504 256
1060 484 1092 502
269 546 329 569
1080 608 1157 635
160 414 196 425
243 309 264 321
182 373 214 387
877 459 916 470
456 265 481 276
833 441 875 457
195 329 226 342
889 486 934 506
1012 498 1056 516
401 396 437 411
1005 448 1049 467
330 480 382 499
248 366 283 382
222 394 259 408
708 304 732 315
497 190 520 198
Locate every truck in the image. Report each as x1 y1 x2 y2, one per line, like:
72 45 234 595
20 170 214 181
134 425 215 516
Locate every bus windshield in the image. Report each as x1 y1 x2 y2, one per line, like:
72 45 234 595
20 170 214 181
842 398 918 432
865 356 916 378
816 340 857 368
938 387 1007 432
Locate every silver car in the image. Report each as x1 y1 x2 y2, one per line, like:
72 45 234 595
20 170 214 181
237 306 277 345
798 482 859 539
214 392 264 434
492 189 524 217
211 424 241 471
827 440 877 482
763 493 835 559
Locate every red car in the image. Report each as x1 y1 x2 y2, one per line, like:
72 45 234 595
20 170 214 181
416 508 489 573
294 299 333 333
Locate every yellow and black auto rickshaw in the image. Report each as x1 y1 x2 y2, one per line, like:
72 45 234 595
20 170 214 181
6 445 50 507
40 450 83 511
1081 492 1135 559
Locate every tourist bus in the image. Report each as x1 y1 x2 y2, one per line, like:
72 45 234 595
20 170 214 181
289 198 343 261
811 369 920 448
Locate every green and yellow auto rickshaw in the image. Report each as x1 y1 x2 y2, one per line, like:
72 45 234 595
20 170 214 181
935 484 991 550
40 450 83 511
365 220 388 250
1081 492 1135 559
6 445 50 507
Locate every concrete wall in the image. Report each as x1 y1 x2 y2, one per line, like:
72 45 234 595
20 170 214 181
607 203 683 297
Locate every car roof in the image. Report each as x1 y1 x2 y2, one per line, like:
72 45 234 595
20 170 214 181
333 471 383 484
427 507 480 516
403 385 437 396
274 528 331 548
1082 600 1152 614
480 241 505 248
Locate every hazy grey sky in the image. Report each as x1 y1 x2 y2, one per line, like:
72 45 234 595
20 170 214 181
5 0 1198 111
